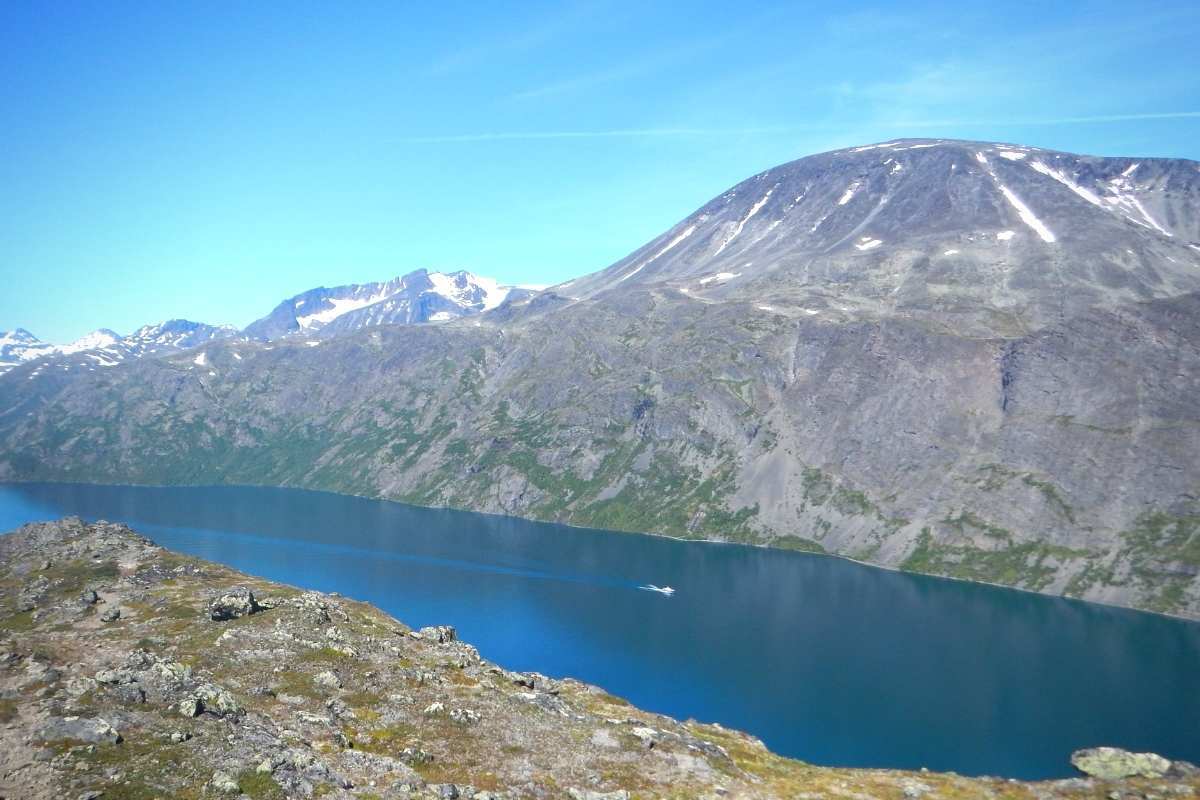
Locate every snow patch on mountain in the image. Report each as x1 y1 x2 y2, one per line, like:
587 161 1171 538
297 292 391 330
619 225 697 283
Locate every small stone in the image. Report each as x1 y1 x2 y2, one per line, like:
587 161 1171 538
436 785 460 799
256 758 274 774
79 589 99 606
399 746 432 765
94 668 135 685
170 731 192 743
450 707 481 725
177 697 202 718
209 769 241 794
314 670 342 691
423 701 446 716
100 607 121 623
630 727 658 748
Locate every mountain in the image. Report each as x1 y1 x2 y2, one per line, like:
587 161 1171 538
0 321 237 376
0 329 56 372
6 518 1191 798
564 138 1200 334
3 139 1200 618
243 268 530 340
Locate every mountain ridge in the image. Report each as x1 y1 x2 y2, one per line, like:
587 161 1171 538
243 268 531 340
2 138 1199 617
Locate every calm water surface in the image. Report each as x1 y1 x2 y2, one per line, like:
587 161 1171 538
2 482 1198 779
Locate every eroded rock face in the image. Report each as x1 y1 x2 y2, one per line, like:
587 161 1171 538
1071 747 1172 779
2 518 1197 800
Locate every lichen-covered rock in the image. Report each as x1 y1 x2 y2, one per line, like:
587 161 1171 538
418 625 456 643
37 716 122 745
313 669 341 691
192 683 243 718
568 790 630 800
208 586 261 621
1071 747 1172 779
208 769 241 794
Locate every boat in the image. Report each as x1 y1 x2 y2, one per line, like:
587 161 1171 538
640 584 675 596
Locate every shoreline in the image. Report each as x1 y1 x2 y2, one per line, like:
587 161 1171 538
4 476 1197 626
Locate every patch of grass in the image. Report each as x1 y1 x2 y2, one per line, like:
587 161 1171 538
1021 475 1075 523
0 610 35 632
352 723 417 756
46 559 120 592
237 770 285 800
296 646 354 664
902 524 1089 591
772 535 827 554
1115 512 1200 613
342 689 381 708
0 698 18 723
272 670 320 699
161 602 198 619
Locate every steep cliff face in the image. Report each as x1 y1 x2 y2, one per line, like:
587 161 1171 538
2 139 1199 617
2 518 1196 799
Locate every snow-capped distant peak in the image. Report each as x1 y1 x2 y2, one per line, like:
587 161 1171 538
425 270 512 311
0 328 41 346
0 320 237 376
243 268 531 340
58 329 121 355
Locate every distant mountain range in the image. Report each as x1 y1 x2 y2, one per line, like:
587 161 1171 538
3 139 1200 618
0 269 532 375
0 322 234 375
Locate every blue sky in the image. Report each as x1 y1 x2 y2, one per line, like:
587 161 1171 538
2 0 1199 342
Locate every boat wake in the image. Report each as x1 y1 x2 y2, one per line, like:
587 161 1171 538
639 584 675 596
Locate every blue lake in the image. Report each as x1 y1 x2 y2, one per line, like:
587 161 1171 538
2 481 1198 779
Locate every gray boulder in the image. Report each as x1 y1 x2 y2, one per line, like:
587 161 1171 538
418 625 456 643
37 716 122 745
208 770 241 794
1070 747 1171 779
209 586 262 621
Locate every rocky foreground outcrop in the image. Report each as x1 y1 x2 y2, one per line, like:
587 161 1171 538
1 518 1196 799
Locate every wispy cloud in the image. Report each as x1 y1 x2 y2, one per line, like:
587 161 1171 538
396 112 1200 144
510 34 723 101
424 1 602 77
395 126 798 143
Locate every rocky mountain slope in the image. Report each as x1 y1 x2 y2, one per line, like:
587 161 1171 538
1 139 1199 618
243 269 531 340
2 518 1196 799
